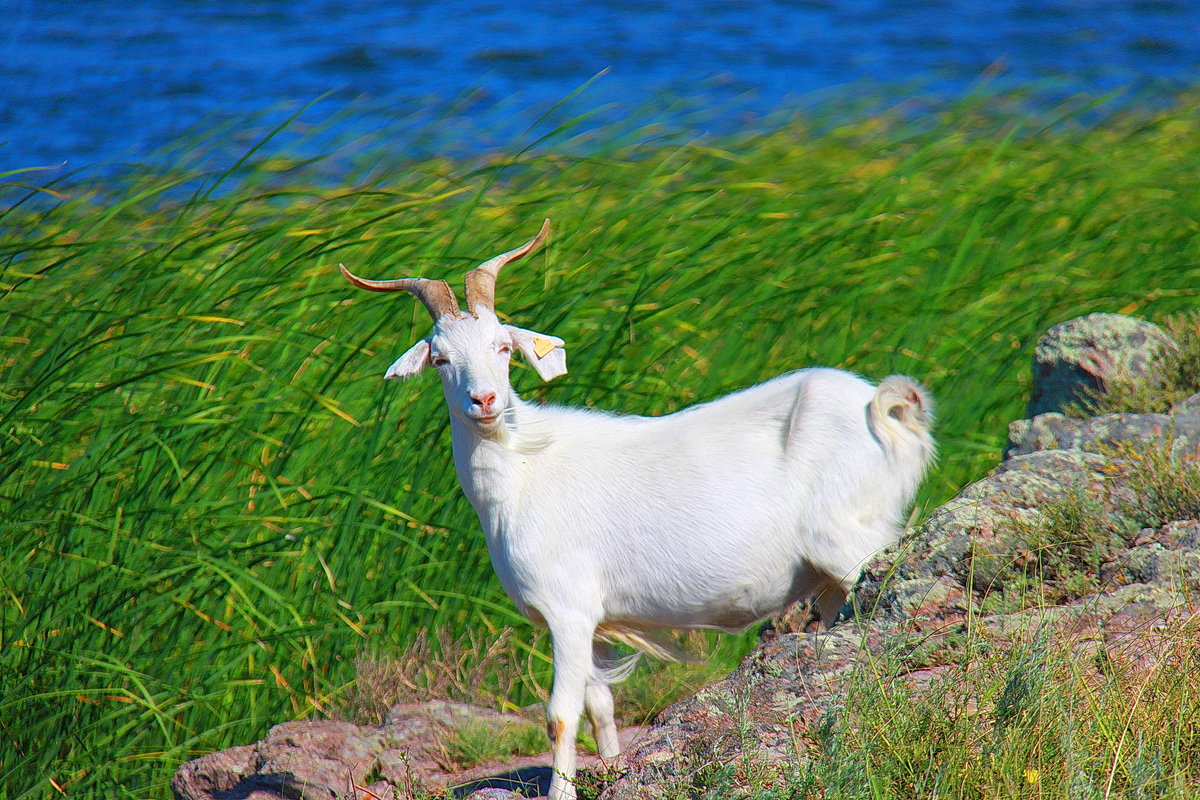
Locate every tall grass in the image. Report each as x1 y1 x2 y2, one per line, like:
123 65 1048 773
2 93 1199 798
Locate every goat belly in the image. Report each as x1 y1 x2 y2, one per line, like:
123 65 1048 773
597 541 812 629
601 580 800 630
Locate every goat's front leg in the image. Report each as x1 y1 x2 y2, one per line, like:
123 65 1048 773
546 616 595 800
586 640 620 760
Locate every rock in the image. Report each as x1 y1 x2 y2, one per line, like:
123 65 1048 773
251 719 384 800
1006 411 1200 459
600 622 873 800
172 702 544 800
856 445 1197 629
173 701 646 800
1172 390 1200 415
170 746 258 800
1026 313 1174 418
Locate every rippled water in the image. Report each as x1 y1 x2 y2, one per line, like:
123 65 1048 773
2 0 1196 169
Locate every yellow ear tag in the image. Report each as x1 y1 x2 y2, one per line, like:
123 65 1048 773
532 336 555 359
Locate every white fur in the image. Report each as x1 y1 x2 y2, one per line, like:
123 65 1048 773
381 306 935 799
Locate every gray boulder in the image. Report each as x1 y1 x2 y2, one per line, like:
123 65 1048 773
1006 411 1200 459
1172 390 1200 415
1026 313 1174 417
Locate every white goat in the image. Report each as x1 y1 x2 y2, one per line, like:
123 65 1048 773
339 220 935 800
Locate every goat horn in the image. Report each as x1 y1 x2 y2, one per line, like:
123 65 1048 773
338 263 461 321
464 218 551 314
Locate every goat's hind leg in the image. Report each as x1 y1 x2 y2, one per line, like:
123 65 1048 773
810 523 882 629
815 581 849 629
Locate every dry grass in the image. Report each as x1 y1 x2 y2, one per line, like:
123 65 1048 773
337 627 549 725
339 625 738 734
611 631 737 727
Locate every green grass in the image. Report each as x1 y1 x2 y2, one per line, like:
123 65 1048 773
807 615 1200 800
612 617 1200 800
439 716 549 772
2 91 1200 798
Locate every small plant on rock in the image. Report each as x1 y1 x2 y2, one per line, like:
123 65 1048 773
1109 439 1200 528
972 487 1128 613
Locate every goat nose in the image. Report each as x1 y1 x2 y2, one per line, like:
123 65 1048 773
471 392 496 410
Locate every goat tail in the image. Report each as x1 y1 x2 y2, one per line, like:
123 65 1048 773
869 375 935 451
593 649 642 685
595 621 690 664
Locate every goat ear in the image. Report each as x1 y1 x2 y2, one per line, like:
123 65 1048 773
506 325 568 382
384 339 431 380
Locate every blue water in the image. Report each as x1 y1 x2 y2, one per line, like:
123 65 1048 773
2 0 1197 170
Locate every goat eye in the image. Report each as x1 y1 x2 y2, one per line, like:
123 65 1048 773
431 355 449 367
497 344 512 355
